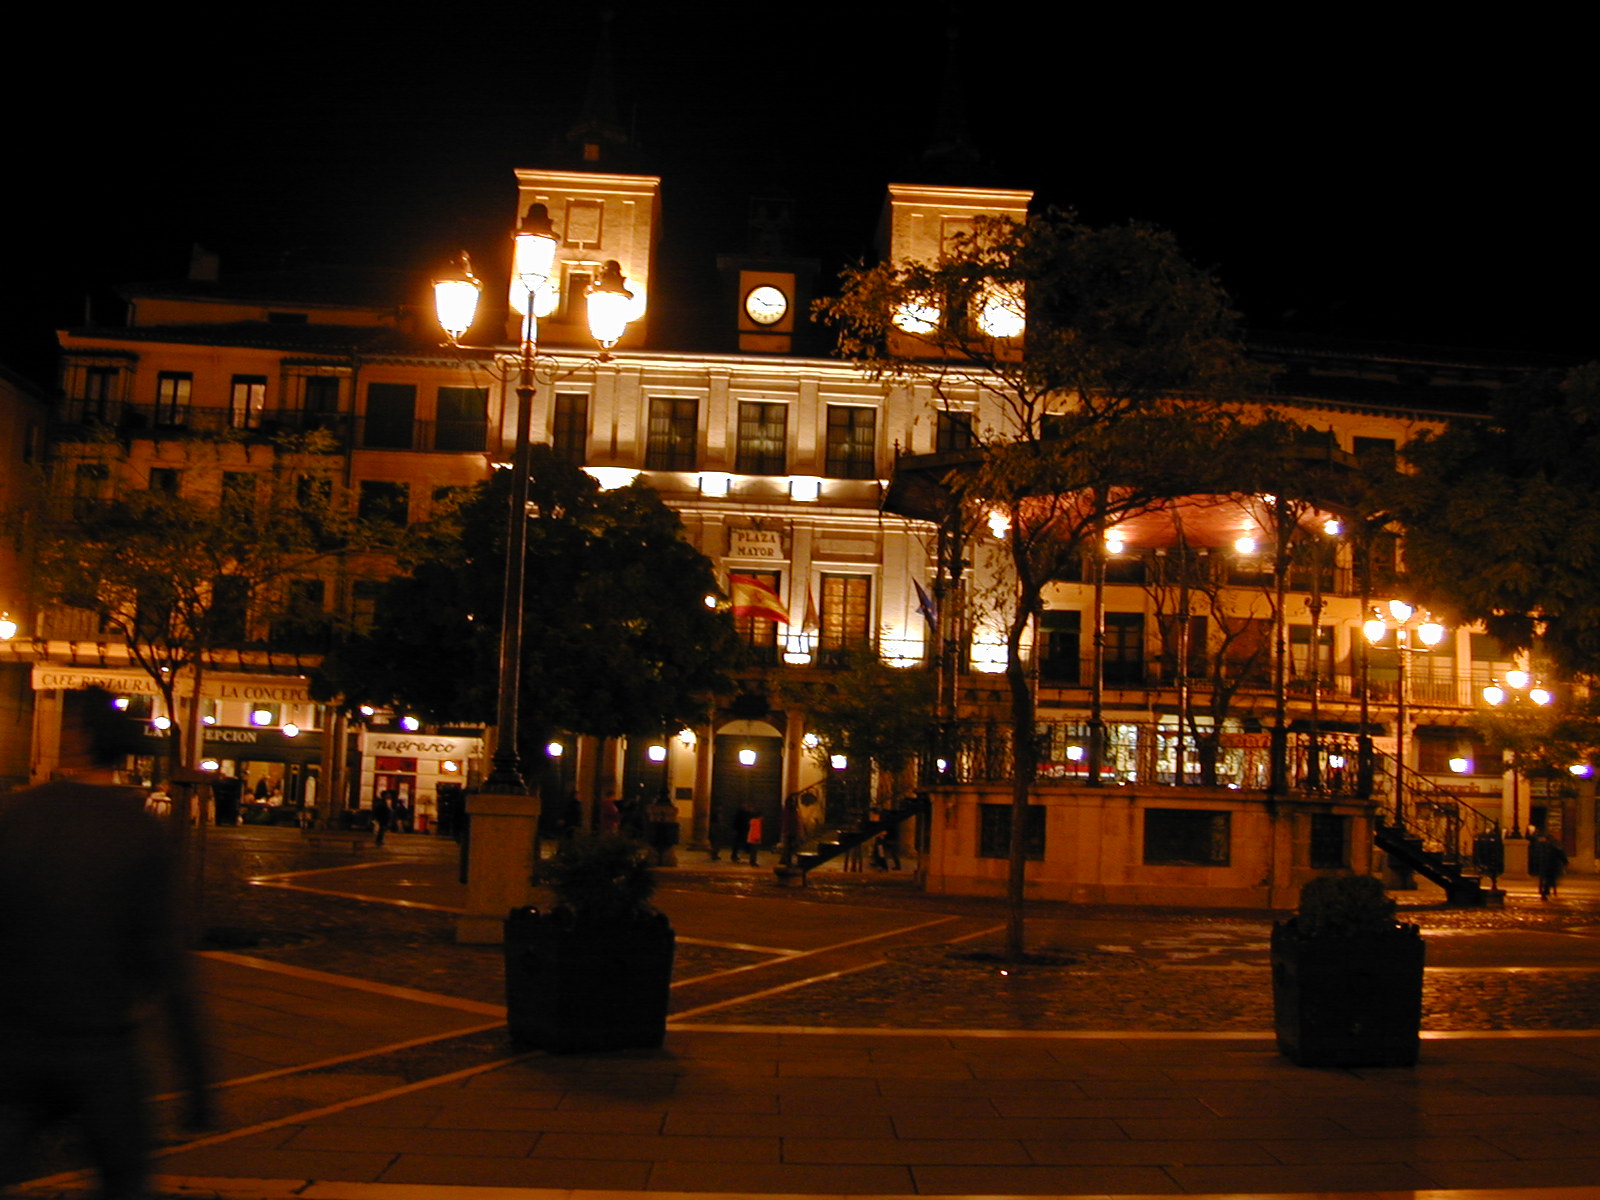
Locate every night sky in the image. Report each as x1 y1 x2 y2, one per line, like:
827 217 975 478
8 4 1591 386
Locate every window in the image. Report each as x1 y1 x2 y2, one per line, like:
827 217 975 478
820 573 871 662
221 471 254 515
75 365 119 422
1289 624 1334 683
1104 552 1147 584
978 802 1046 860
733 570 782 665
1354 436 1397 465
148 467 180 495
1309 813 1349 869
935 411 975 453
229 374 267 429
212 575 251 645
303 375 341 413
1221 615 1272 685
646 398 697 470
1038 610 1080 684
552 393 588 465
563 270 593 329
435 386 488 451
155 372 191 426
1144 808 1231 866
358 480 409 526
1103 612 1145 686
736 402 788 475
364 383 416 449
1157 614 1207 680
273 579 328 650
351 579 384 635
825 406 876 479
73 462 109 517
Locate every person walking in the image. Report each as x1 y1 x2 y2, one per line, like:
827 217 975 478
1534 832 1568 900
371 789 392 846
0 688 210 1200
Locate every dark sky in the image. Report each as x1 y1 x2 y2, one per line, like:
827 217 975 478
8 4 1590 385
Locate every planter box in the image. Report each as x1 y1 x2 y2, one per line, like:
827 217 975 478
503 907 675 1053
1271 921 1425 1067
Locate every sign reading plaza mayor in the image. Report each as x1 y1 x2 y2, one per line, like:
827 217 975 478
32 666 312 704
728 529 783 560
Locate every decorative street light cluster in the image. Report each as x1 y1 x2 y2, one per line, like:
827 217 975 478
1479 666 1554 836
432 205 642 792
1362 600 1447 803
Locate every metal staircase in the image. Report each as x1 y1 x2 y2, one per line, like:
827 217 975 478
1372 753 1504 906
784 794 927 882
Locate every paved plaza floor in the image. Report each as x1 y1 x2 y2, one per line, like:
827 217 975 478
11 827 1600 1200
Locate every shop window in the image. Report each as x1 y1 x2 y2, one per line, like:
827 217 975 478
1144 808 1231 866
645 397 697 470
978 802 1046 860
736 401 788 475
825 405 876 479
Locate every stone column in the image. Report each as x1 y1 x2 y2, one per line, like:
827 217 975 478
454 791 541 944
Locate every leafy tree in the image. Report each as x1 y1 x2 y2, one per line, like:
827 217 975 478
1396 364 1600 676
29 433 363 776
818 209 1257 958
775 649 935 809
319 446 738 775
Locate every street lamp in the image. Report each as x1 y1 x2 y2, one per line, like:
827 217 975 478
433 207 642 791
1363 600 1447 815
1481 667 1552 835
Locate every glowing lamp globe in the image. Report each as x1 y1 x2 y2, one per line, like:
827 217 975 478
432 253 481 343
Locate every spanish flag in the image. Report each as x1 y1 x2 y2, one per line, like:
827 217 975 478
729 574 790 624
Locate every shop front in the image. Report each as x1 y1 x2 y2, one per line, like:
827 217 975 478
358 730 483 833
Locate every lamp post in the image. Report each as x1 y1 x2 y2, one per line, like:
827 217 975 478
434 211 639 792
1481 668 1552 837
1363 600 1447 818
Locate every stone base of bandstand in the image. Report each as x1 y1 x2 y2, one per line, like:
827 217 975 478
455 790 541 944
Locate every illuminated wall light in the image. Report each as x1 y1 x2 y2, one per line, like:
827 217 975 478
1570 764 1592 778
152 716 172 731
647 744 667 763
1233 535 1257 555
1322 517 1343 536
200 759 220 772
442 759 460 773
677 728 696 749
802 732 820 749
738 748 757 766
202 714 217 725
113 697 130 711
1329 754 1346 769
251 709 273 727
584 466 641 490
987 508 1010 538
703 594 719 609
359 705 376 716
971 642 1008 673
546 742 564 758
0 613 17 639
1104 533 1126 555
698 472 732 497
400 715 421 732
1065 745 1085 762
935 757 949 773
788 476 822 502
282 723 301 738
829 753 848 770
1449 756 1471 774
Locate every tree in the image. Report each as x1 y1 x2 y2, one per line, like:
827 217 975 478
1396 364 1600 677
775 649 935 811
819 209 1257 958
29 433 364 777
319 445 738 778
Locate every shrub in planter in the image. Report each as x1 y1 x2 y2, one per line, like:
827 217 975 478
504 834 675 1053
1271 874 1424 1067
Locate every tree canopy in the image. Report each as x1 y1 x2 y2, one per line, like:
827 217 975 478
318 446 738 758
1395 364 1600 677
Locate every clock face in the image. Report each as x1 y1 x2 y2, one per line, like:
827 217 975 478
744 284 789 326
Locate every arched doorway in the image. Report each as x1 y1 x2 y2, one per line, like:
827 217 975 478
712 720 784 856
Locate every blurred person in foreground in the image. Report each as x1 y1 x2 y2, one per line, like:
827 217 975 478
0 687 211 1199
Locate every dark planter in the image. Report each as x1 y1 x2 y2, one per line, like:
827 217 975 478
1271 921 1425 1067
503 906 675 1053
